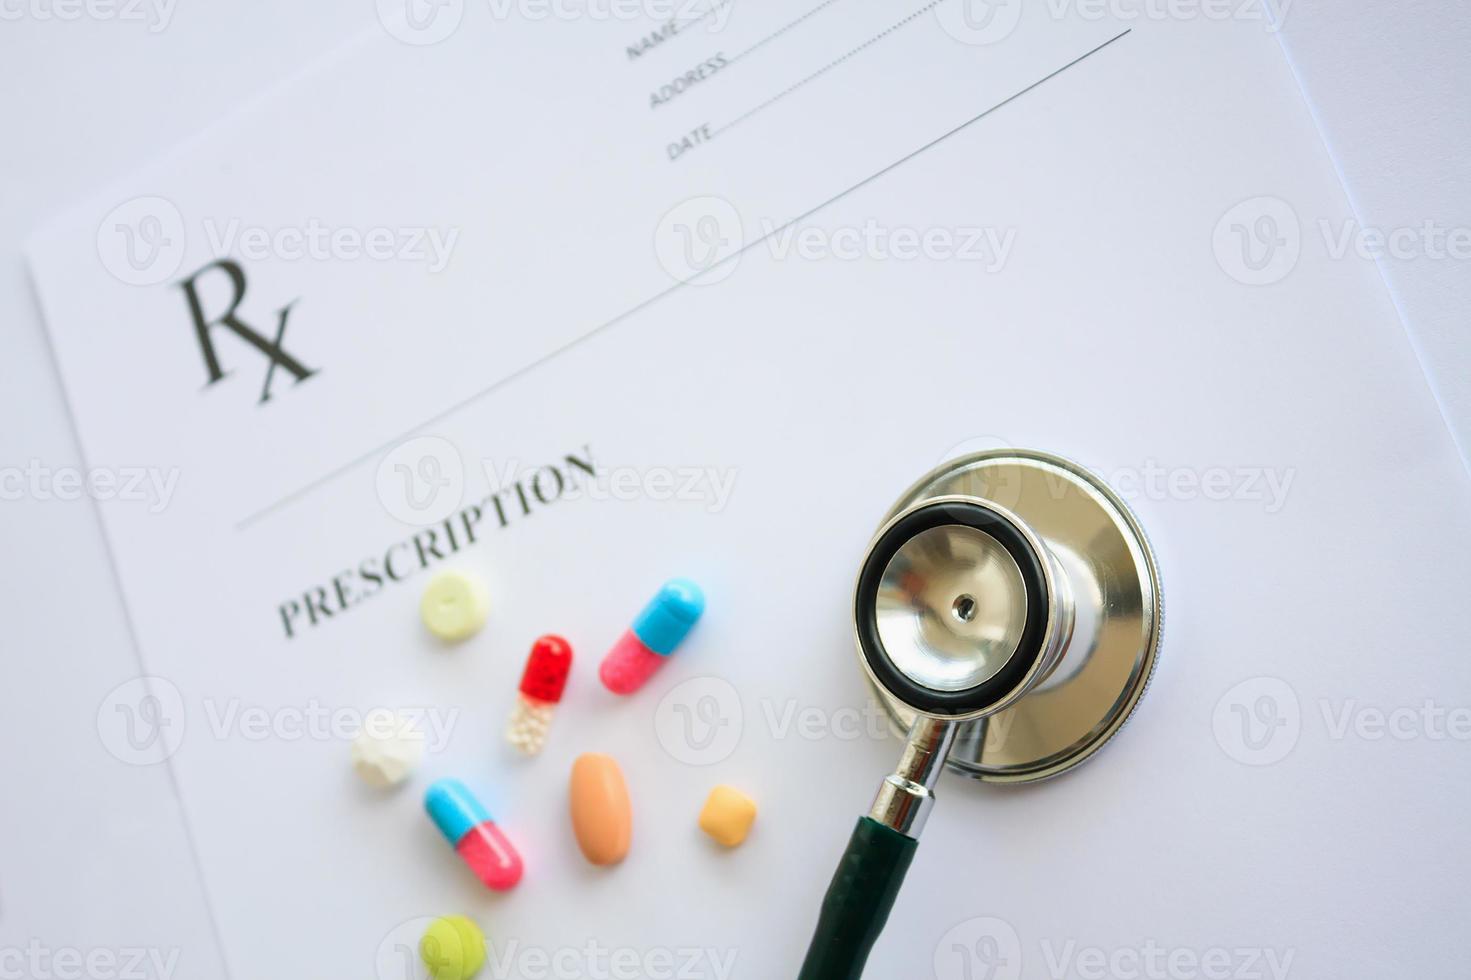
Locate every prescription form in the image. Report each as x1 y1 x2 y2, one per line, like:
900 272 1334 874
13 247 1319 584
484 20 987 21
27 2 1471 977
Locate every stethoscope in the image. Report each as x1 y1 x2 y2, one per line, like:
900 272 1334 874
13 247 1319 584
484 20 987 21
799 448 1164 979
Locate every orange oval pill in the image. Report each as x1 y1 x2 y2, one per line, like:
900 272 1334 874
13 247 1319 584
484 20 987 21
569 753 631 866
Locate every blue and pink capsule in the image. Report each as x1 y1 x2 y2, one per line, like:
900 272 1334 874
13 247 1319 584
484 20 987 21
599 578 705 695
425 778 523 891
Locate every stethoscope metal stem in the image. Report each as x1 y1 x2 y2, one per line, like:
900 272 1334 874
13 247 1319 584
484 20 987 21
867 716 958 838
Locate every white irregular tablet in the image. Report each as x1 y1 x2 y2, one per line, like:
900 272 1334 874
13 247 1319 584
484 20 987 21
352 710 426 788
420 570 490 642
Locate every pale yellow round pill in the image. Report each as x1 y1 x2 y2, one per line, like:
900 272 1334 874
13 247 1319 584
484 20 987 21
420 570 489 642
699 785 757 848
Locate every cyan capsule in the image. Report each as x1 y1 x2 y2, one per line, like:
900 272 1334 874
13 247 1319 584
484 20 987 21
425 778 523 891
598 578 705 695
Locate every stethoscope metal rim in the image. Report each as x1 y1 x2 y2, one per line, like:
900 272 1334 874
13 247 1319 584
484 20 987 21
859 448 1164 784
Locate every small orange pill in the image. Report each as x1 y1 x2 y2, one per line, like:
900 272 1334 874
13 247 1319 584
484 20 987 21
699 785 757 848
569 753 632 866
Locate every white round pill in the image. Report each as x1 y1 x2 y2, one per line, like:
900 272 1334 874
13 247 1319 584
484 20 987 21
352 710 426 788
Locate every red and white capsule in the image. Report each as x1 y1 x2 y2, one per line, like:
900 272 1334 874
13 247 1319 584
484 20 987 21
506 635 573 756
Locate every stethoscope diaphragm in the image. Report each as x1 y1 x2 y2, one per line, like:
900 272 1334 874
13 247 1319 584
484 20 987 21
861 448 1162 783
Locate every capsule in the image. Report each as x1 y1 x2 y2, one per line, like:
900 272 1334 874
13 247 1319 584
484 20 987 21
506 634 573 756
598 578 704 695
424 779 523 891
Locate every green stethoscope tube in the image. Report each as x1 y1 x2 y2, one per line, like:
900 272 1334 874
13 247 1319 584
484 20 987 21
796 817 918 980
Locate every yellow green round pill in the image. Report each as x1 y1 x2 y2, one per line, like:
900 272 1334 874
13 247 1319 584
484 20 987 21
420 915 486 980
420 570 489 642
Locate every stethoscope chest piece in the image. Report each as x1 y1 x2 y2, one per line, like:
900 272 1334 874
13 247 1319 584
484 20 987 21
799 448 1163 980
860 448 1162 784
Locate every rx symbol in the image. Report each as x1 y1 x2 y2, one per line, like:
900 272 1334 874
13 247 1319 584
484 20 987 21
177 259 319 404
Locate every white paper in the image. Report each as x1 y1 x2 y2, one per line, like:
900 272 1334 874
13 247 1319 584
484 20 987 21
28 3 1471 977
1275 0 1471 470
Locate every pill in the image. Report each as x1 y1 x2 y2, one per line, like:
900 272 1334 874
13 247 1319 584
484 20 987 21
420 570 489 642
425 779 523 890
698 785 757 848
420 915 486 980
506 635 573 756
568 753 632 866
598 578 704 695
351 709 425 788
